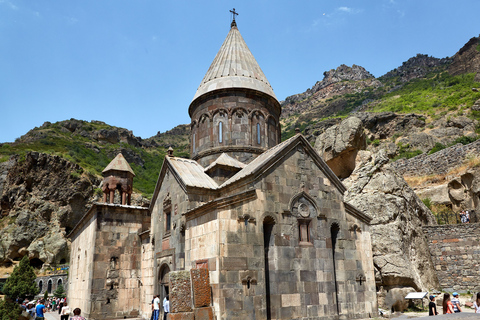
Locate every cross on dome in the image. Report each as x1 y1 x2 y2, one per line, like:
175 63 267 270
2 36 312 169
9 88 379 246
230 8 238 27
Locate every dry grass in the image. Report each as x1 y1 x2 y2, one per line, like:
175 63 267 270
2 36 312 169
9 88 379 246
0 264 17 278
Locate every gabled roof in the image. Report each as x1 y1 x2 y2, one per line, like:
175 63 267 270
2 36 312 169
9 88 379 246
220 134 347 194
102 153 135 176
204 153 246 172
168 157 218 189
191 23 277 105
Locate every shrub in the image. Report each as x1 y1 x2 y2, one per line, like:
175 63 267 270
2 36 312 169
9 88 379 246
422 198 432 210
429 142 447 154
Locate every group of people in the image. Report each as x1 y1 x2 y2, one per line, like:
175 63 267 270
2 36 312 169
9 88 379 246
19 298 85 320
152 294 169 320
459 210 471 223
429 292 480 315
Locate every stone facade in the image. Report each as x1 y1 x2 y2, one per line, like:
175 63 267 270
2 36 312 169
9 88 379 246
68 203 150 319
35 274 68 295
423 222 480 293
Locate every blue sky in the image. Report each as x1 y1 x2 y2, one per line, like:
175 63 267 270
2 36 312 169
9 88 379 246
1 0 479 143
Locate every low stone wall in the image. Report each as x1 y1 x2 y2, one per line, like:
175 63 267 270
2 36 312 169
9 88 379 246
423 223 480 292
391 140 480 177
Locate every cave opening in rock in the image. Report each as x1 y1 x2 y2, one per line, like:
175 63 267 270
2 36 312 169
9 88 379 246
59 258 67 265
30 258 44 269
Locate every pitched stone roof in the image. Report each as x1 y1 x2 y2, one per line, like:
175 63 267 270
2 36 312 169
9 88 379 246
102 153 135 176
191 23 277 104
167 157 218 189
204 153 246 172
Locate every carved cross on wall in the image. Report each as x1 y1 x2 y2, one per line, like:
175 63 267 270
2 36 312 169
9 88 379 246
356 274 366 285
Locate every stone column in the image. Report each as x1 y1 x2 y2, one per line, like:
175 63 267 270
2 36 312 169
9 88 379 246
109 189 114 204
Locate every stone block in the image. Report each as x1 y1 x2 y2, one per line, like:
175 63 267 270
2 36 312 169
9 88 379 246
170 270 192 313
194 307 214 320
167 312 195 320
191 268 211 308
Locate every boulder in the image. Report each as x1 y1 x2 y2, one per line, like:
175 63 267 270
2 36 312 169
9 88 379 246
415 185 451 205
344 150 439 292
315 117 366 178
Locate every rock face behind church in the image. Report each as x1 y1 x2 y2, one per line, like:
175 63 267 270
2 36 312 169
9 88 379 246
315 117 366 178
343 150 439 292
0 152 99 266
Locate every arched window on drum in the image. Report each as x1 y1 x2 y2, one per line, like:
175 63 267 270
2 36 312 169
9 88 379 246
219 121 223 143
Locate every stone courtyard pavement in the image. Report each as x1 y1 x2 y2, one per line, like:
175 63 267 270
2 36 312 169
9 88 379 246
394 310 479 319
44 311 60 320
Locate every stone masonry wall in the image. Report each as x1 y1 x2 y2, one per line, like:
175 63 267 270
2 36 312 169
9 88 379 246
423 222 480 292
391 140 480 177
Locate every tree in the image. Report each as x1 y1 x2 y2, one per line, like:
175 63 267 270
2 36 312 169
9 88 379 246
2 256 39 300
54 284 66 298
0 297 22 320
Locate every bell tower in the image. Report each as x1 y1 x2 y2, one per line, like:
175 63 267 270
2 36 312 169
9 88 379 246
101 153 135 205
189 14 282 167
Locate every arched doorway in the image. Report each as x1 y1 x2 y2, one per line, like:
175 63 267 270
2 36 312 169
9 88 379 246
57 278 63 289
159 264 170 304
47 279 53 294
263 216 275 320
38 280 43 293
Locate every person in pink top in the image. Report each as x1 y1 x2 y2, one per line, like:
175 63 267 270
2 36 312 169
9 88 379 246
70 308 85 320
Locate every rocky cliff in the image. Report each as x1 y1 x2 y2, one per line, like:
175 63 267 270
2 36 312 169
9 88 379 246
449 36 480 78
344 150 438 291
0 152 98 267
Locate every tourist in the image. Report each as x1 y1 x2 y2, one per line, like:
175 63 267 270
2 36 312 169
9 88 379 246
58 297 64 314
460 210 466 223
443 293 454 314
60 301 71 320
152 294 160 320
465 210 470 223
163 294 170 320
474 292 480 313
70 308 85 320
429 295 438 316
35 299 46 320
452 292 462 313
27 302 36 318
52 297 56 311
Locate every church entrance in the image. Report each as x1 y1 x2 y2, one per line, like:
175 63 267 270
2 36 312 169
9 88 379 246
159 264 170 305
263 217 275 320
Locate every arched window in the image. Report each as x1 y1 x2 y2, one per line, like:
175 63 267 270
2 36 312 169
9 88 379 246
219 121 223 143
57 278 63 288
38 280 43 293
257 123 261 144
192 133 196 153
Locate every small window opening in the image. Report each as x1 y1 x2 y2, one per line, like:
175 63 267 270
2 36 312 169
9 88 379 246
166 211 171 231
193 133 196 152
219 121 223 143
257 123 261 144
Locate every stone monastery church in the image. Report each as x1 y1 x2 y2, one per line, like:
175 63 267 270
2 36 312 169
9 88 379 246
68 15 377 320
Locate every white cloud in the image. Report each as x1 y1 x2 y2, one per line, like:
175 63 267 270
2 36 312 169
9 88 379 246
336 6 362 14
0 0 18 10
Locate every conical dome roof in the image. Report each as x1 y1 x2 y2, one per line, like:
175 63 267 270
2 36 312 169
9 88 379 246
191 23 277 105
102 153 135 176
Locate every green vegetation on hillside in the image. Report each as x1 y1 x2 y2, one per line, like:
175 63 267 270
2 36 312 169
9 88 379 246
370 72 480 114
0 120 189 198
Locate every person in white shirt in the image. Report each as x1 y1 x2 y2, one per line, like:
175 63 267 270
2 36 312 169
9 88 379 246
152 295 160 320
163 295 170 320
